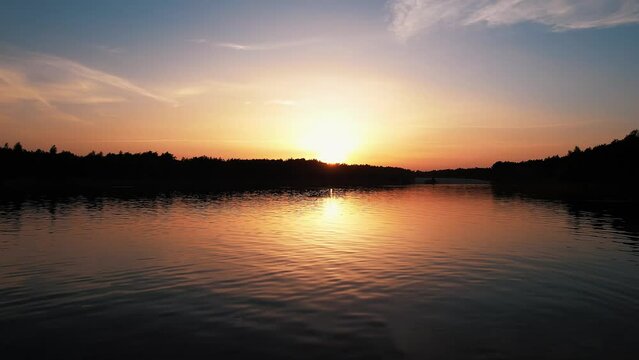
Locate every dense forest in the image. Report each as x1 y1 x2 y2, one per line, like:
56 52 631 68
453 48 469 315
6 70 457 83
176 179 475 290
0 143 415 193
490 130 639 184
416 130 639 200
420 130 639 185
1 130 637 195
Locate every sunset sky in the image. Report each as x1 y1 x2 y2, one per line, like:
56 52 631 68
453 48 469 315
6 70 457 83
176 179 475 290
1 0 638 169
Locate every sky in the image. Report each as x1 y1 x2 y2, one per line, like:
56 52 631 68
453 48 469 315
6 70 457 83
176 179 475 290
1 0 638 169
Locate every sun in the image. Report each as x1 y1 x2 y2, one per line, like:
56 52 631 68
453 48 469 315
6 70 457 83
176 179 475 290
301 124 358 164
315 133 353 163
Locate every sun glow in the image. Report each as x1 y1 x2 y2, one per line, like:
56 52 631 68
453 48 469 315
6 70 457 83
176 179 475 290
299 114 360 164
312 131 354 163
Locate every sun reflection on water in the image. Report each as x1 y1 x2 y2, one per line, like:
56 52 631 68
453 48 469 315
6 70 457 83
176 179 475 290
322 189 343 221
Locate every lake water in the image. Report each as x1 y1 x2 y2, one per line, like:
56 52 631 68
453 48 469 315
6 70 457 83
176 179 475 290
1 185 638 359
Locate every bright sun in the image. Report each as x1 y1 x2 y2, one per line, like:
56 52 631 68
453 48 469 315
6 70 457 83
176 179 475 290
302 124 358 164
316 135 352 163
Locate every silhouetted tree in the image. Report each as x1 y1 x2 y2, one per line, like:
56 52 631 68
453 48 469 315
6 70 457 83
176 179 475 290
1 130 637 194
419 130 639 187
491 130 639 185
0 143 416 191
568 146 581 156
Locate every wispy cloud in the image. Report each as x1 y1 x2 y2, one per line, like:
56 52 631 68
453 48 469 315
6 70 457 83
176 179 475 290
0 68 52 106
0 48 175 107
0 47 179 123
95 45 125 54
186 38 208 44
388 0 639 40
171 85 211 98
188 38 321 51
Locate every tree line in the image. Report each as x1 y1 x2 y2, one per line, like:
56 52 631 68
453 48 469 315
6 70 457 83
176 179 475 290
2 129 637 193
0 143 415 192
419 130 639 185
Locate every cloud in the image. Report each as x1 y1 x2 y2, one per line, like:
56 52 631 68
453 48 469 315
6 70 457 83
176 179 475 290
186 38 208 44
172 85 211 98
0 49 175 107
388 0 639 40
95 45 125 54
188 37 321 51
166 79 261 102
214 38 321 51
0 47 180 123
0 68 52 106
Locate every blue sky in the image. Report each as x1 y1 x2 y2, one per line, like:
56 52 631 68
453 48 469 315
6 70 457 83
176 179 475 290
1 0 638 168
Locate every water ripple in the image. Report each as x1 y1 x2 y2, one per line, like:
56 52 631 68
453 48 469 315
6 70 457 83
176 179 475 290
1 186 639 359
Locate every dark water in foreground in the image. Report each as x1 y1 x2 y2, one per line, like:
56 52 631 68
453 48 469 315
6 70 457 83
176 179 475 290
1 185 638 359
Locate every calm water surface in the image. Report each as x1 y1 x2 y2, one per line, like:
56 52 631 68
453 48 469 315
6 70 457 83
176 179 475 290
1 185 638 359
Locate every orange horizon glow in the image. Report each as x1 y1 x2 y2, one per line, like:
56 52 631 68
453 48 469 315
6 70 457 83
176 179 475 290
1 2 637 171
2 69 631 170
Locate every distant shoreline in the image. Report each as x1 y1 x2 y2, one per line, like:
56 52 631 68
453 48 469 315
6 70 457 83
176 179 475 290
2 178 637 205
415 177 490 185
2 130 637 201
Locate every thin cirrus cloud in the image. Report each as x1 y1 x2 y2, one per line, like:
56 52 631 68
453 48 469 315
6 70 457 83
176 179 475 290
0 48 175 108
388 0 639 40
188 38 321 51
95 45 125 54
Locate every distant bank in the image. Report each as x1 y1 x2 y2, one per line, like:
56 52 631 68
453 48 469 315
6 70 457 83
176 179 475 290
418 130 639 201
0 145 415 194
415 177 489 185
1 130 637 200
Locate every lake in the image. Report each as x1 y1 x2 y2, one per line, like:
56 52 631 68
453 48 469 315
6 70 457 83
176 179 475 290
1 185 638 359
